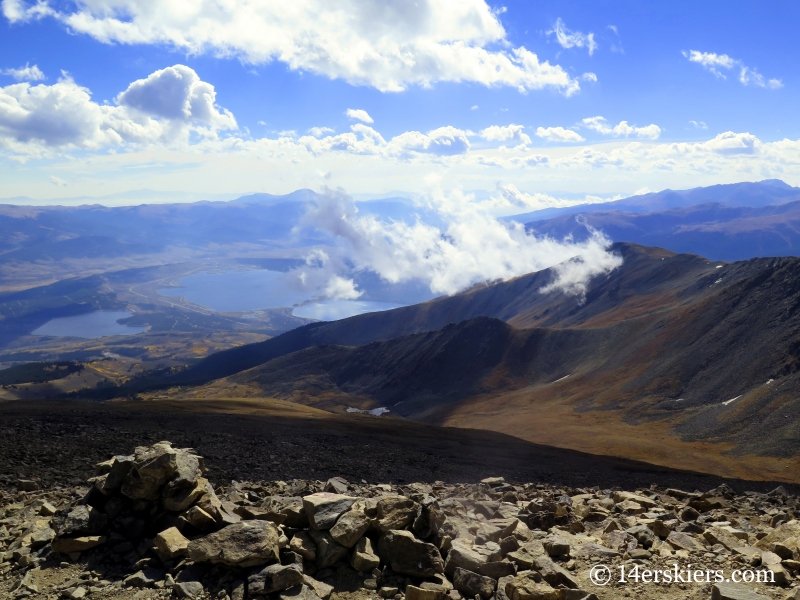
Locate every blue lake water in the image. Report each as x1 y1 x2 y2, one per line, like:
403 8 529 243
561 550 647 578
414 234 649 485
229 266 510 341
159 270 309 312
159 270 406 319
33 311 147 338
292 300 403 321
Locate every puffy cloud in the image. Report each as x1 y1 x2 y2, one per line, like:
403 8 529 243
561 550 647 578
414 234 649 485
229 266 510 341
0 65 236 156
4 0 586 95
582 116 661 140
683 50 782 88
547 18 597 55
346 108 373 124
480 124 531 145
117 65 235 129
536 126 584 143
2 63 45 81
301 188 622 298
308 126 335 137
389 126 470 157
699 131 757 155
323 275 362 300
295 123 470 159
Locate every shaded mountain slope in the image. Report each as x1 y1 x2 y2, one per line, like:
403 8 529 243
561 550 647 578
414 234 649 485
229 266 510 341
183 245 800 464
119 242 718 394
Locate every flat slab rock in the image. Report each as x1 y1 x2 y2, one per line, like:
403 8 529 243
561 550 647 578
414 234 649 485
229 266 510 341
188 520 280 567
303 493 357 530
711 582 770 600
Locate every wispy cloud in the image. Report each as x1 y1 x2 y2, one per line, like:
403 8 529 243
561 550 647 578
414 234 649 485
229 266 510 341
1 63 45 81
547 18 597 56
683 50 782 89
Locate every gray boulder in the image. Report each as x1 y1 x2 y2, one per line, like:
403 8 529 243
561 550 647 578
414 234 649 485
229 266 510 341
453 568 496 599
330 508 371 548
248 563 304 596
121 442 178 501
188 521 280 567
308 528 349 568
303 493 357 530
379 529 444 577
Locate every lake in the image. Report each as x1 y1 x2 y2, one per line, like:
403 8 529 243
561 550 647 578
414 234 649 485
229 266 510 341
292 300 402 320
158 270 406 319
159 270 308 312
33 311 148 338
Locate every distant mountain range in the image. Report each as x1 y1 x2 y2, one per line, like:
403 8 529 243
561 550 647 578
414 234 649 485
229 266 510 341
514 180 800 262
3 180 798 274
0 189 432 265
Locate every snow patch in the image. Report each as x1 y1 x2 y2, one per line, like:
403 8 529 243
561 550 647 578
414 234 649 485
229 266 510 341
347 407 390 416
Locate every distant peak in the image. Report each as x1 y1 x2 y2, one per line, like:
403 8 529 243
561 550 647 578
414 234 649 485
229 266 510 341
758 179 794 190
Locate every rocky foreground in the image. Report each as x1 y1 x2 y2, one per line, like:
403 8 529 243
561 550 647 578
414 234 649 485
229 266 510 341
2 442 800 600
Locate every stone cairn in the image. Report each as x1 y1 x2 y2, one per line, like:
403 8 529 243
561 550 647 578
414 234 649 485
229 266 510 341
2 441 800 600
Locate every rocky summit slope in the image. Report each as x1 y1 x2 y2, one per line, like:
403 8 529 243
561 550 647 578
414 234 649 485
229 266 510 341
3 441 800 600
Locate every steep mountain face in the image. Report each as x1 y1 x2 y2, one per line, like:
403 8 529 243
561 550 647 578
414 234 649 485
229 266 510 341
526 201 800 261
187 243 800 464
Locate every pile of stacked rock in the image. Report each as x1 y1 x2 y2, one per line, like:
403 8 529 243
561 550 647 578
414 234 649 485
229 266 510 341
2 441 800 600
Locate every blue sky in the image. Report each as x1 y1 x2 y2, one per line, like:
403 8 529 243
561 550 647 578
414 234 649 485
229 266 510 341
1 0 799 207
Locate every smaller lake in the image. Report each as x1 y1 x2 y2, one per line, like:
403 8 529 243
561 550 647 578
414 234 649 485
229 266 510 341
32 311 147 338
292 300 402 321
159 270 309 312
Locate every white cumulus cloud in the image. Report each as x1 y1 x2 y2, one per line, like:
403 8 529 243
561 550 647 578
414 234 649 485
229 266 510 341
0 65 236 156
2 63 45 81
547 18 597 56
480 124 531 145
536 126 584 143
4 0 587 95
308 126 335 137
346 109 373 124
582 116 661 140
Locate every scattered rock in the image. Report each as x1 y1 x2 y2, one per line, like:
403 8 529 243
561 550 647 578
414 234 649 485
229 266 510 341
505 573 560 600
351 536 380 571
154 526 189 561
173 581 205 599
